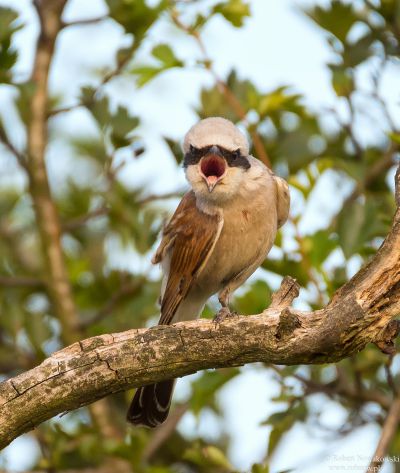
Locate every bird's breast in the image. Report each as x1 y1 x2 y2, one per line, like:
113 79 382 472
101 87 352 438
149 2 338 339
194 186 278 295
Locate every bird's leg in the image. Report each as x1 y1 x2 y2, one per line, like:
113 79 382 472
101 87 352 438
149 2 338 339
213 288 237 323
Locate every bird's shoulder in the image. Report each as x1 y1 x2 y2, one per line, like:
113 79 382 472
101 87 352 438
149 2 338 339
245 156 290 228
272 174 290 228
152 191 222 265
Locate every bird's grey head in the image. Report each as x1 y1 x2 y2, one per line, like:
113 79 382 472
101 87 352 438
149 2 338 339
182 117 251 203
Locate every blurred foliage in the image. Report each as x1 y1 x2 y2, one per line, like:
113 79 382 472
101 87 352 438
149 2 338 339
0 0 399 472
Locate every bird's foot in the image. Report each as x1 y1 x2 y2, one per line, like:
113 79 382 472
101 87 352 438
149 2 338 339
213 307 237 324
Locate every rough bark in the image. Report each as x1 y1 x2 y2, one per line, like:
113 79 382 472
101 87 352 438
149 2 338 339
0 166 399 449
28 0 80 343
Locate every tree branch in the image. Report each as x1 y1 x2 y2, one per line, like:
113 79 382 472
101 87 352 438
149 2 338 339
368 396 400 472
29 0 126 444
0 180 399 448
28 0 81 341
0 151 398 450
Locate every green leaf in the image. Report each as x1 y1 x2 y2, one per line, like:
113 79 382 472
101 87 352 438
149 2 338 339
152 44 183 68
108 105 140 147
275 116 322 172
264 403 307 457
14 83 31 125
234 280 271 314
389 132 400 144
198 70 257 121
105 0 167 47
0 7 22 83
164 137 183 165
89 95 111 128
303 230 338 269
25 312 52 355
213 0 251 28
337 195 392 258
189 13 210 32
79 86 96 107
81 90 140 148
258 86 302 119
0 187 20 215
337 199 366 259
329 65 354 97
342 34 374 68
183 444 233 471
263 257 309 287
251 464 270 473
131 65 164 87
306 0 360 43
107 183 160 253
131 45 183 87
70 137 108 165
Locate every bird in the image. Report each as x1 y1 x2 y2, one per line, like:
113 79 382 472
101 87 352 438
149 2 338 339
127 116 290 428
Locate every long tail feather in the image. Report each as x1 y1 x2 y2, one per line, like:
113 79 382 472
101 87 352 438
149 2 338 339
126 379 176 428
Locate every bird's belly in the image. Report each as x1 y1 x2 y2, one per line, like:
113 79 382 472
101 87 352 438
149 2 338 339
194 200 278 296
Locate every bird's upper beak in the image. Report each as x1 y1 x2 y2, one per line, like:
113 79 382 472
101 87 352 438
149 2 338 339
200 145 227 192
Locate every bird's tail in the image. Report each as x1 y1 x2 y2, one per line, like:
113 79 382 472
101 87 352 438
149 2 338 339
127 297 205 427
126 379 176 427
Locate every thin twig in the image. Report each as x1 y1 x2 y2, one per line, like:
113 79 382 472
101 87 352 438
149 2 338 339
367 396 400 472
61 207 109 232
269 365 392 410
384 356 398 396
0 126 28 172
61 192 182 232
61 16 108 29
0 276 45 289
137 191 183 205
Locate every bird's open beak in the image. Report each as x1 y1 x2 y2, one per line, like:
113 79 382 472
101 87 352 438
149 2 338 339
200 146 227 192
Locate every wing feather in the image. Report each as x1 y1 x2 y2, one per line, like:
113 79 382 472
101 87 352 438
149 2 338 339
274 176 290 228
153 191 222 325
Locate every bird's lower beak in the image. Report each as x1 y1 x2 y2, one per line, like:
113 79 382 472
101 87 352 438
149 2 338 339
200 153 226 193
205 175 218 192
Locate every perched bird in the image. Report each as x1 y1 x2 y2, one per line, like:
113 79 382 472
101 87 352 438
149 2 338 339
127 117 290 427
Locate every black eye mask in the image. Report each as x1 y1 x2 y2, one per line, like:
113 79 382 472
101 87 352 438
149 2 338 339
183 145 250 170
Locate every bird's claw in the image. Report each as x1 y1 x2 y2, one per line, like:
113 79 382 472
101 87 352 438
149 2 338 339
213 307 237 325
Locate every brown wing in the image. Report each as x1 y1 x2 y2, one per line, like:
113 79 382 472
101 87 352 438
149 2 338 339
154 191 222 325
274 175 290 228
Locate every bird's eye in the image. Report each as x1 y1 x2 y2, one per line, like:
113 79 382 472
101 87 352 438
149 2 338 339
190 144 198 154
233 149 241 159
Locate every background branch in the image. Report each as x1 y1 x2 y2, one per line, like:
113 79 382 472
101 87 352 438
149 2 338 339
368 396 400 472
